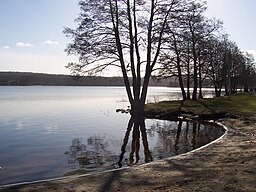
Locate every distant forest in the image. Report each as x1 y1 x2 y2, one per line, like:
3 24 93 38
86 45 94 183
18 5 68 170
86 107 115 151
0 72 176 87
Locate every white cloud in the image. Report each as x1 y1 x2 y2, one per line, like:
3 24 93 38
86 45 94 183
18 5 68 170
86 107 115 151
16 42 33 47
2 45 10 49
43 40 59 45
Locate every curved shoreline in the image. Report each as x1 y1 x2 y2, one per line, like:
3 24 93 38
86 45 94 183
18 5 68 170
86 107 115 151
2 117 255 192
0 119 227 189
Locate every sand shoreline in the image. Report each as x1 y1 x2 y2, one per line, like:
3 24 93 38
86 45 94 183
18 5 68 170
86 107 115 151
1 117 256 192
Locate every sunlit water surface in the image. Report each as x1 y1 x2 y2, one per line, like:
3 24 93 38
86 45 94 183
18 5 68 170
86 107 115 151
0 86 224 185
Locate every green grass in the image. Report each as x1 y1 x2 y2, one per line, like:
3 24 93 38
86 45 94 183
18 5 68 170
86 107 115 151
146 93 256 117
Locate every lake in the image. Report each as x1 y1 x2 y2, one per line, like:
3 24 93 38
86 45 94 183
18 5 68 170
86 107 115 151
0 86 224 186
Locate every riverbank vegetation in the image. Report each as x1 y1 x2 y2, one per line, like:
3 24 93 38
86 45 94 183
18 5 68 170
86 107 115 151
145 93 256 120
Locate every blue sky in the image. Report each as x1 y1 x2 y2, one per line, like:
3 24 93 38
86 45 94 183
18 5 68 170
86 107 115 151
0 0 79 74
206 0 256 51
0 0 255 75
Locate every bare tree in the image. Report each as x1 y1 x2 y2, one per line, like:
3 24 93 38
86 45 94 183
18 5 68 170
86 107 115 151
240 52 256 91
158 0 222 100
158 20 189 100
64 0 184 114
185 3 222 100
201 32 256 97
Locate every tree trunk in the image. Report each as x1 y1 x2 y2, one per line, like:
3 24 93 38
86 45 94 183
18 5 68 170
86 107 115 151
186 52 191 99
198 58 203 99
192 58 198 100
172 33 186 100
192 40 198 100
186 75 191 99
178 75 187 101
244 84 249 92
214 84 218 97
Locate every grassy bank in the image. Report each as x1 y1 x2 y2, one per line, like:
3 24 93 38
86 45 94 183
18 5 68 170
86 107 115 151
145 93 256 120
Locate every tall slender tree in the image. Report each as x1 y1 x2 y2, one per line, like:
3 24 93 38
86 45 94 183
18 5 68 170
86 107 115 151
158 0 221 100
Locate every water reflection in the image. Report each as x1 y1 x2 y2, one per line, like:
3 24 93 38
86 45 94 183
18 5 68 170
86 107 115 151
0 87 223 185
148 120 224 160
117 115 153 168
65 117 224 174
65 136 120 172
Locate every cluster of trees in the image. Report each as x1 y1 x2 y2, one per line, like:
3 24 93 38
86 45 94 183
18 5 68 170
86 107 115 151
64 0 256 114
158 4 256 100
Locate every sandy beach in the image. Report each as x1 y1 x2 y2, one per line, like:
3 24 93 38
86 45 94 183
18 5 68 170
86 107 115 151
1 116 256 192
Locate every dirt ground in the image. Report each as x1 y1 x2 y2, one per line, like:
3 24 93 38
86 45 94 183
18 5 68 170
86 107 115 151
1 117 256 192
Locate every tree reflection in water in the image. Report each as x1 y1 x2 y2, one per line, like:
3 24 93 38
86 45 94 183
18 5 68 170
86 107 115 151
117 115 153 168
65 135 122 172
64 117 224 173
147 120 224 160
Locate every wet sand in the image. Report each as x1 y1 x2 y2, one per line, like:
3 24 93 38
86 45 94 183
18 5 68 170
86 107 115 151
1 117 256 192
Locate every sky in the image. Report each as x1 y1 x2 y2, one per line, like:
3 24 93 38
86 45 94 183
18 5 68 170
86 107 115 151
0 0 256 75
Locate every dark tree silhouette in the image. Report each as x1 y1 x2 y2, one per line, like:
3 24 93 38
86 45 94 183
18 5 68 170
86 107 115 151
64 0 192 114
118 115 152 167
158 1 222 100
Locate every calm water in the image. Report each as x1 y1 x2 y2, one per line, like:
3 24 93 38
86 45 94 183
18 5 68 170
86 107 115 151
0 86 224 186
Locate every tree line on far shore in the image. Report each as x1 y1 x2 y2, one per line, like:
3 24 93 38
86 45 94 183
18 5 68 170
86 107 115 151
0 72 172 87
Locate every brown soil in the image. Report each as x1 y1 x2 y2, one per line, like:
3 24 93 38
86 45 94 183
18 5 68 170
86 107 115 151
1 117 256 192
